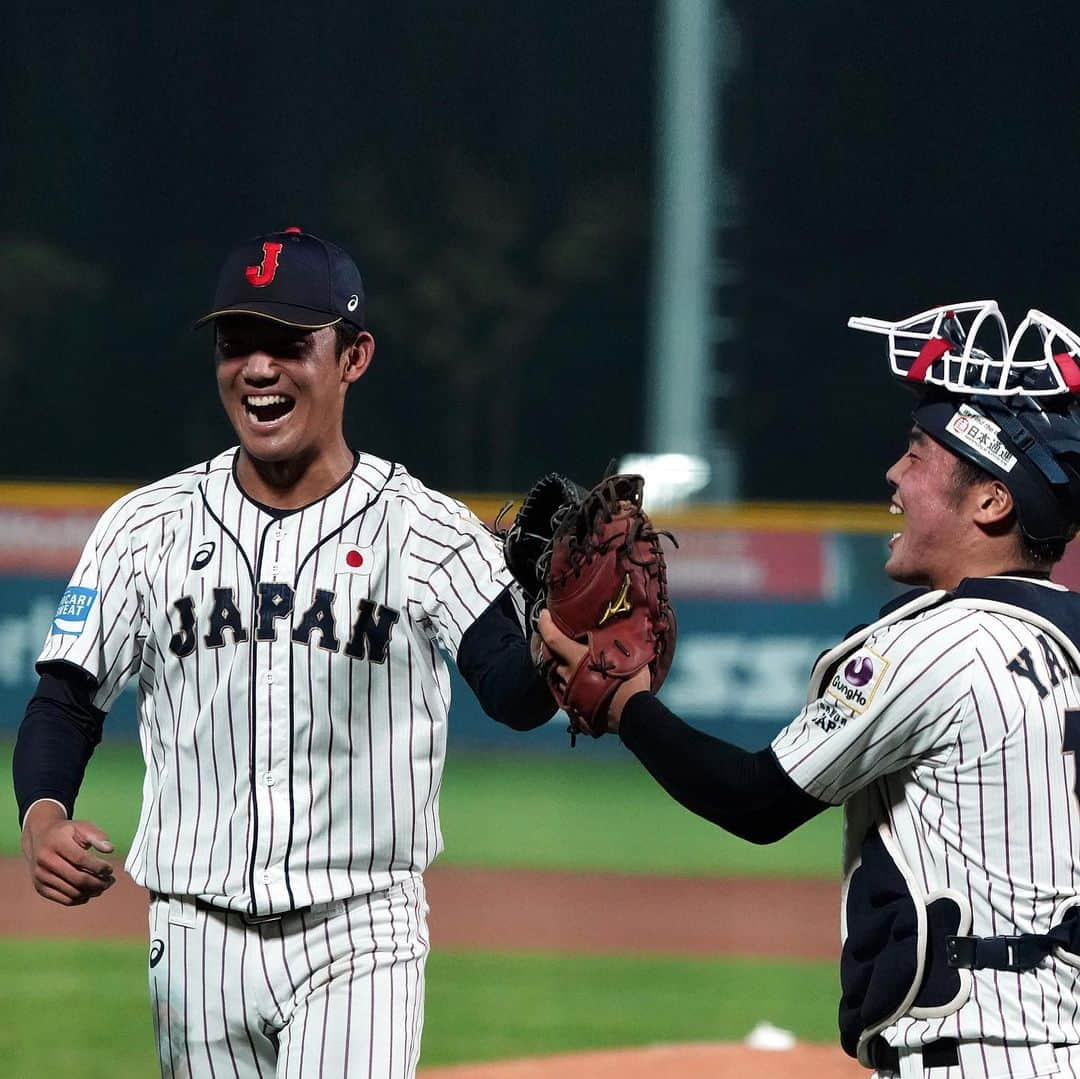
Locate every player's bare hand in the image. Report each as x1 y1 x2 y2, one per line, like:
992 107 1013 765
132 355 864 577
528 627 547 669
536 610 650 732
535 610 587 685
21 802 116 906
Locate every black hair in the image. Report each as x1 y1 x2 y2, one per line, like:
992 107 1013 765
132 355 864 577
333 321 363 356
950 454 1073 566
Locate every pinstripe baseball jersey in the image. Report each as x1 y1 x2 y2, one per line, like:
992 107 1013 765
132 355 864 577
772 576 1080 1051
37 446 516 914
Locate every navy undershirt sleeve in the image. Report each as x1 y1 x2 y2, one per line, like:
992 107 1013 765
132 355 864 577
618 692 828 843
12 661 106 826
456 588 558 731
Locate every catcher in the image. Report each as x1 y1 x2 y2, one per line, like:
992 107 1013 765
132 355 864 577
533 300 1080 1078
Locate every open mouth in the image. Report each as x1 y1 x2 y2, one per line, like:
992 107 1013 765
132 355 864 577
244 394 295 425
889 502 903 545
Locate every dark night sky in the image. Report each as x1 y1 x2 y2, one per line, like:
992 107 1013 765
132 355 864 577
4 2 1080 500
726 2 1080 497
2 2 655 491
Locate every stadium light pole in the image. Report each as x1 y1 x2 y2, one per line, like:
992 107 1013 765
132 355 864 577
646 0 739 502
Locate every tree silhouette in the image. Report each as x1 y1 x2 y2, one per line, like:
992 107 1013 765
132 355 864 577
0 237 106 384
334 154 643 489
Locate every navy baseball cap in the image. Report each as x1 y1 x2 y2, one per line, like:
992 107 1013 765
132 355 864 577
195 226 366 330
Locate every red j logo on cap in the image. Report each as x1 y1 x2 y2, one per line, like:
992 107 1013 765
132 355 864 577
245 242 283 287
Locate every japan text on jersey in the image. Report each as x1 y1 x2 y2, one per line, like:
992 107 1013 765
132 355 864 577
38 447 515 914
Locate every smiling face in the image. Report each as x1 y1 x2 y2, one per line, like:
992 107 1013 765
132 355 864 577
214 316 372 469
883 427 989 589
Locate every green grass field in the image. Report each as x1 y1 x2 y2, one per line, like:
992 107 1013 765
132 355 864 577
1 741 845 1075
0 939 841 1076
0 741 843 877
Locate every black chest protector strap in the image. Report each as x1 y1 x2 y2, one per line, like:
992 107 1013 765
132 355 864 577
948 905 1080 972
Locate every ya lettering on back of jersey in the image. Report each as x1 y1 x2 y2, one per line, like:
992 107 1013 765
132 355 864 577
774 583 1080 1050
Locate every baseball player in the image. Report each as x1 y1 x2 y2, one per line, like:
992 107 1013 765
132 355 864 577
540 301 1080 1077
13 227 557 1078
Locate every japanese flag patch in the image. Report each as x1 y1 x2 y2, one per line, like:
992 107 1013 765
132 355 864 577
826 646 890 715
336 544 372 575
52 586 98 636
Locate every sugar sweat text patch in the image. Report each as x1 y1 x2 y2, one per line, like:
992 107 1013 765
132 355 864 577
52 586 98 636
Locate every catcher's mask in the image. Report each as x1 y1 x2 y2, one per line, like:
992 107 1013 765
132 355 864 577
849 301 1080 544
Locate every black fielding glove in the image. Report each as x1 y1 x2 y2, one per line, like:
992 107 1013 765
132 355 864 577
497 474 586 608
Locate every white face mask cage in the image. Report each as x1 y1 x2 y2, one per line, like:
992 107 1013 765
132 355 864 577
848 301 1080 396
1005 310 1080 395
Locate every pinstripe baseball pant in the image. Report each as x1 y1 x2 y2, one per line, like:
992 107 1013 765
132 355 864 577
873 1039 1080 1077
148 876 429 1078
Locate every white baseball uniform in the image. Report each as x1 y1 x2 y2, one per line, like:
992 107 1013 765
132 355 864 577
37 446 521 1078
773 577 1080 1078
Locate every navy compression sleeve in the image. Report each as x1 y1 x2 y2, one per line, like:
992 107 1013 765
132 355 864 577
618 692 829 843
456 588 558 731
12 662 105 825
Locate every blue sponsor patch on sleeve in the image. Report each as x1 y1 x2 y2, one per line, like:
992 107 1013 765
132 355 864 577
52 586 98 636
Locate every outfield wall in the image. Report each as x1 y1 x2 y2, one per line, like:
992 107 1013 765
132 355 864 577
5 484 1079 750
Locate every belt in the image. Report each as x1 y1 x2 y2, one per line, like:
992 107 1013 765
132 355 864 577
868 1038 959 1071
869 1038 1072 1072
193 896 313 925
150 892 317 926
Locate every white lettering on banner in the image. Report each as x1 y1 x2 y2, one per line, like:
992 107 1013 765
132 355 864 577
0 594 139 692
0 511 98 548
662 634 830 719
0 597 60 686
667 557 766 595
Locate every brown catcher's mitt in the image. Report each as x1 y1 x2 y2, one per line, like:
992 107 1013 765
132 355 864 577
538 474 677 739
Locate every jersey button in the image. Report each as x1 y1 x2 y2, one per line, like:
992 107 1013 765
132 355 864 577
263 772 276 787
261 871 273 884
265 672 274 684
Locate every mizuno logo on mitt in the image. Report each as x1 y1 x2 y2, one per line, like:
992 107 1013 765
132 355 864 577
598 574 633 626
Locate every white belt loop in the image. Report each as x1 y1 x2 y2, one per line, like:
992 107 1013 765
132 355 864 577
897 1047 925 1079
1026 1042 1060 1076
168 896 198 929
956 1040 1058 1076
307 899 346 922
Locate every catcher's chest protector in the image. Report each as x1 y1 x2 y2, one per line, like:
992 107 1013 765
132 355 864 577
827 578 1080 1066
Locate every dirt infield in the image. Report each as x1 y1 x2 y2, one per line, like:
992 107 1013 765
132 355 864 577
421 1042 865 1078
1 858 858 1075
0 860 841 957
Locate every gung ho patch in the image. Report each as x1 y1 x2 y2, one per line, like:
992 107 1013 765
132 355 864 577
826 646 890 715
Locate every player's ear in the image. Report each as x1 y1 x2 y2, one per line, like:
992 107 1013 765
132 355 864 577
341 332 375 385
972 478 1014 528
